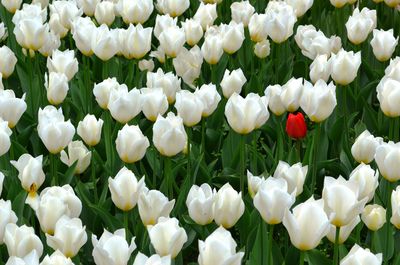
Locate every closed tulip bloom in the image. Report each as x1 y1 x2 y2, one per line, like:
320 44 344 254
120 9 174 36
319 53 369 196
45 72 69 105
300 80 337 122
248 13 268 42
154 15 177 40
274 161 308 196
92 25 118 61
147 69 181 104
346 8 377 45
108 86 141 124
0 46 17 78
220 69 247 98
94 1 115 26
362 204 386 231
153 113 187 157
377 77 400 117
49 0 83 30
141 88 168 122
286 0 313 17
93 77 120 109
375 141 400 182
133 253 171 265
13 19 49 52
173 45 203 86
194 3 217 30
116 125 150 163
286 113 307 139
340 244 382 265
0 200 18 244
247 171 266 198
47 49 78 81
109 167 146 211
198 226 244 265
264 85 285 116
49 13 68 38
283 197 330 250
254 177 296 224
214 183 245 228
194 83 221 117
37 106 75 154
322 176 368 227
349 163 379 202
351 130 382 164
4 224 43 258
38 30 60 56
330 49 361 86
121 24 152 60
371 29 398 62
138 59 154 72
175 90 204 127
254 39 271 59
159 26 186 58
0 119 11 156
280 77 304 112
76 0 99 16
202 32 223 65
40 250 74 265
6 250 40 265
0 23 5 41
225 93 269 134
1 0 22 13
265 1 297 43
0 172 3 196
186 184 215 225
138 190 175 226
77 114 103 147
46 215 87 258
157 0 189 17
36 185 82 234
71 17 96 56
231 1 255 27
330 0 348 7
116 0 154 25
384 0 400 6
310 54 331 84
92 229 136 265
60 141 91 174
391 186 400 228
327 216 360 244
182 19 203 46
220 21 245 54
0 89 27 128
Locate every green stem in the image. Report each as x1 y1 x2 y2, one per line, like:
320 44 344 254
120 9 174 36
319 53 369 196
83 56 92 113
90 147 98 202
124 211 130 240
104 112 114 174
186 127 192 184
299 251 305 265
296 140 302 162
165 156 172 199
333 227 340 265
385 180 393 265
269 225 274 265
27 55 35 118
201 118 206 155
239 134 246 195
50 153 58 186
371 231 375 252
310 123 321 193
102 60 109 80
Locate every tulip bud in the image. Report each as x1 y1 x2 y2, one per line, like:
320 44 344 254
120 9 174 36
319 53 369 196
182 18 204 46
133 253 171 265
0 23 5 41
247 171 266 198
194 83 221 117
44 72 69 105
220 21 245 54
153 113 187 157
157 0 189 17
330 49 361 86
0 119 11 156
0 200 17 244
329 0 348 7
310 54 331 84
138 59 154 72
375 141 400 182
280 78 303 112
6 250 39 265
92 25 118 61
13 18 49 52
346 8 376 45
274 161 308 196
300 80 337 123
254 177 296 224
154 15 177 40
230 1 255 27
49 13 68 38
77 0 99 16
201 31 224 65
349 163 379 203
116 125 150 163
1 0 22 13
384 0 400 7
351 130 382 164
213 183 244 228
377 77 400 117
248 13 268 42
186 184 215 225
138 190 175 226
71 17 96 56
286 0 313 17
47 49 78 81
265 2 297 43
0 46 17 78
264 85 285 116
116 0 154 25
93 77 120 110
36 185 82 234
39 31 61 57
361 204 386 231
77 114 103 147
46 215 87 258
0 172 3 196
140 88 168 122
175 90 204 127
147 68 181 104
173 45 203 86
322 176 368 227
92 229 136 265
159 26 185 58
220 69 247 98
40 250 74 265
49 1 83 30
340 244 382 265
194 3 217 30
94 1 115 26
254 39 271 59
60 141 91 174
371 29 398 62
286 113 307 139
198 226 244 265
108 85 141 124
391 186 400 228
4 224 43 258
0 89 27 129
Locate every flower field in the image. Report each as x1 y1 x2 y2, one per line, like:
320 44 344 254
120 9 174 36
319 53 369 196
0 0 399 264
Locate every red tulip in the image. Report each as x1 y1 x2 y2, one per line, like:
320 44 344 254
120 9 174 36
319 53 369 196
286 113 307 139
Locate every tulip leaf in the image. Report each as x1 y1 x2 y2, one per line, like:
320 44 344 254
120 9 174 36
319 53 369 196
306 249 331 265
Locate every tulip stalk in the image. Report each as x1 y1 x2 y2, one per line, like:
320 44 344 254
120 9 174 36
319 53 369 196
186 127 192 183
239 134 246 195
333 226 340 265
200 119 206 155
299 251 305 265
50 153 58 186
384 180 394 265
268 224 274 265
82 56 92 113
164 156 173 199
310 123 321 193
90 147 98 202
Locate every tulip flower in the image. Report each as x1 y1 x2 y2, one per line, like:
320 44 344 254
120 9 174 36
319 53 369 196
186 184 215 225
265 1 297 43
310 54 331 84
49 13 68 38
49 0 83 30
94 1 115 26
391 186 400 228
274 161 308 196
201 31 224 65
248 13 268 42
264 85 285 116
93 77 121 110
220 21 245 54
5 250 39 265
77 114 104 147
198 226 244 265
1 0 22 13
254 39 271 59
4 224 43 258
138 59 154 72
91 24 118 61
286 0 313 17
286 113 307 139
377 77 400 117
326 216 360 244
76 0 99 16
0 200 17 244
254 177 296 224
46 215 87 258
147 69 181 104
41 250 74 265
60 141 92 174
340 244 382 265
0 46 17 78
280 77 304 112
44 72 69 105
247 171 266 198
283 197 330 250
148 217 188 258
92 229 136 265
182 19 204 46
329 49 361 86
175 90 204 127
154 15 177 40
349 163 379 202
0 172 3 196
108 86 141 124
193 3 217 30
173 45 203 86
362 204 386 231
194 84 221 117
140 88 169 122
133 253 171 265
375 141 400 182
47 49 78 81
220 69 247 99
116 0 154 25
120 24 152 60
213 183 245 228
159 26 186 58
370 29 398 62
138 189 175 226
346 8 377 45
230 1 255 27
351 130 382 164
156 0 189 17
384 0 400 6
0 89 27 128
0 119 11 156
71 17 96 56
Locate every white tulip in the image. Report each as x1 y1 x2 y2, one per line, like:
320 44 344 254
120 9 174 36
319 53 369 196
377 77 400 118
49 13 68 38
362 204 386 231
220 69 247 99
220 21 245 54
349 163 379 203
254 39 271 59
138 189 175 226
351 130 382 164
194 83 221 117
186 184 215 225
274 161 308 196
133 252 171 265
148 217 187 258
375 141 400 182
39 31 61 57
46 215 87 258
92 24 118 61
326 216 360 244
0 200 18 244
156 0 189 17
182 19 203 46
116 125 150 163
391 186 400 229
159 26 186 58
371 29 398 62
201 31 224 65
247 171 266 198
121 24 152 60
0 89 27 128
0 119 11 156
1 0 22 13
340 244 382 265
116 0 154 25
0 171 3 196
71 17 96 56
140 88 169 122
214 183 244 228
248 13 268 42
60 141 91 174
198 226 244 265
147 68 181 104
310 54 331 84
346 8 377 45
5 250 39 265
13 17 49 52
40 250 74 265
384 0 400 6
49 0 83 30
329 49 361 86
280 77 303 112
175 90 204 127
92 229 136 265
283 197 330 251
265 1 297 43
94 1 115 26
4 224 43 258
138 59 155 72
77 114 103 147
286 0 313 17
93 77 120 110
45 72 69 105
173 46 203 86
76 0 99 16
0 46 17 78
47 49 78 81
230 1 255 27
154 14 177 40
194 3 217 30
264 85 285 116
108 85 141 124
